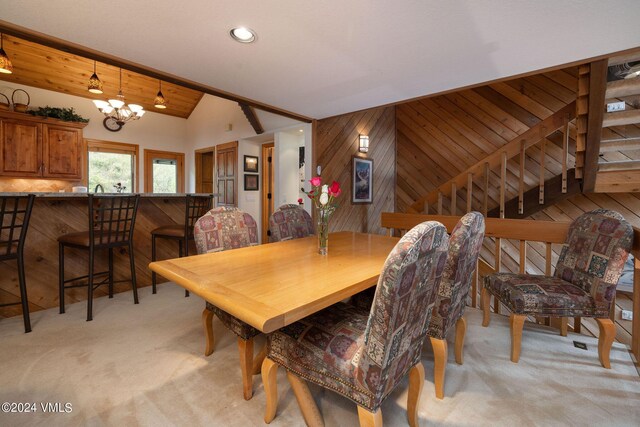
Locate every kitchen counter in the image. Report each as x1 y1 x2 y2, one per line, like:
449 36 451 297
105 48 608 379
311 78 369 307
0 194 214 319
0 192 214 198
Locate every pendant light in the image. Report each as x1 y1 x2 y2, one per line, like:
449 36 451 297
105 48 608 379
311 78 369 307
154 80 167 109
0 33 14 74
87 60 103 94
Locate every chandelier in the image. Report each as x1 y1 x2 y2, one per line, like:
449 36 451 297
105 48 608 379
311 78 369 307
92 68 144 125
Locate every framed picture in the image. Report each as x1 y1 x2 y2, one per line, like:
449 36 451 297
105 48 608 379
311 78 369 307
352 156 373 204
244 174 259 191
244 155 259 172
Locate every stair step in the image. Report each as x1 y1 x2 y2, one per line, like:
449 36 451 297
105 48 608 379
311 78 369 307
602 110 640 128
600 137 640 152
598 160 640 172
605 78 640 99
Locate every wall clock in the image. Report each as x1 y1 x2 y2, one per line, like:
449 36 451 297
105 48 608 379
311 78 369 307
103 117 122 132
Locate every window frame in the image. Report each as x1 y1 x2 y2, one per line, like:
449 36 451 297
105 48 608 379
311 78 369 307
86 139 139 192
143 149 185 193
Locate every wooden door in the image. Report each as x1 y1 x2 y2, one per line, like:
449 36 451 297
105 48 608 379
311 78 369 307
0 119 42 177
42 124 82 179
261 142 275 242
215 142 238 206
195 149 214 193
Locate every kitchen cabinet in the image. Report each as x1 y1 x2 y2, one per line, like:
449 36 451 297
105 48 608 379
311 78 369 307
0 110 87 180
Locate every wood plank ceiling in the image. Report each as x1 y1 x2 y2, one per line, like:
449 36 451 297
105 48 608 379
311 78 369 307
0 35 204 119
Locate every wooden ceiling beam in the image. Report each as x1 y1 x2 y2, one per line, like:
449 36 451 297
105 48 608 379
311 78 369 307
238 103 264 134
582 59 608 192
0 19 312 123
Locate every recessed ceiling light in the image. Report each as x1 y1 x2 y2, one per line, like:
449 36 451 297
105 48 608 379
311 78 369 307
230 27 256 43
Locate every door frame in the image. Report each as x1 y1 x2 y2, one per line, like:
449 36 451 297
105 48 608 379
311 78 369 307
261 142 275 243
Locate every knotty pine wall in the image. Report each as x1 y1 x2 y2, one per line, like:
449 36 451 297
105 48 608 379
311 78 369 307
396 67 579 214
315 106 395 235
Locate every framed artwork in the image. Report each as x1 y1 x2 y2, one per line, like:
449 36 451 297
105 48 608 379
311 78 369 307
244 174 259 191
352 156 373 204
244 155 259 172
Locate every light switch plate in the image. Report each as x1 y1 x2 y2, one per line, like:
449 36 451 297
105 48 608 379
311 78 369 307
607 101 625 112
621 310 633 321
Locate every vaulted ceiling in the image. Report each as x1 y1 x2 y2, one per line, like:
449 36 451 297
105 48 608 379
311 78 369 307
2 1 640 119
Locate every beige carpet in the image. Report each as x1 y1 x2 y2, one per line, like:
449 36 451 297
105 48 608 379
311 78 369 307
1 283 639 427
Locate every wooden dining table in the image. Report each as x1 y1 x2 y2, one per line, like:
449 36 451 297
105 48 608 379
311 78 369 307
148 231 399 333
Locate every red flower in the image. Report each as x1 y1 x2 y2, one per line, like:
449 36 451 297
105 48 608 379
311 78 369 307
328 180 341 197
297 198 303 204
310 176 322 187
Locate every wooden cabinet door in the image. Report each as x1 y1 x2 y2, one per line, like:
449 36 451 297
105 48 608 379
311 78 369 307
42 124 82 179
215 142 237 206
0 119 42 177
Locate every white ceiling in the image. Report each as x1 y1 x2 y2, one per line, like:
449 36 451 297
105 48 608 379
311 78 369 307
2 1 640 119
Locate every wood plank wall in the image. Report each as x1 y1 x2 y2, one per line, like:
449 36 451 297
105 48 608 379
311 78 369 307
396 67 579 214
315 106 396 235
0 197 188 318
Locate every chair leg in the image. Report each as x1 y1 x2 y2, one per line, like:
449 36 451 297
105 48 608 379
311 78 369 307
262 357 279 424
238 337 254 400
59 243 65 314
108 248 114 298
357 406 382 427
128 243 139 304
17 254 31 333
574 316 582 334
560 317 568 337
202 308 215 356
407 362 424 427
151 235 157 294
510 314 526 363
481 288 490 327
430 337 447 400
183 239 189 297
252 343 268 375
455 316 466 365
87 248 94 322
287 370 324 427
596 318 616 369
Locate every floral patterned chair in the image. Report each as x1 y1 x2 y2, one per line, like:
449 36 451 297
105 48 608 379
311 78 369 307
268 204 314 243
427 212 484 399
262 221 449 427
193 206 262 400
482 209 633 368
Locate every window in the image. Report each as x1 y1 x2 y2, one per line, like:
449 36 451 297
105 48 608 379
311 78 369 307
87 139 138 193
144 149 185 193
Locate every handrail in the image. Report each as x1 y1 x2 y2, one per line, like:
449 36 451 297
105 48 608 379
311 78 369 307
408 101 576 213
382 212 640 360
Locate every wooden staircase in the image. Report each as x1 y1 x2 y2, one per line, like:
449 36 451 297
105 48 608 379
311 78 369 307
575 53 640 193
407 101 576 218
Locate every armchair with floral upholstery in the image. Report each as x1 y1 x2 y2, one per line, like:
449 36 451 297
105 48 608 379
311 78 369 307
482 209 633 368
194 206 262 400
261 221 449 427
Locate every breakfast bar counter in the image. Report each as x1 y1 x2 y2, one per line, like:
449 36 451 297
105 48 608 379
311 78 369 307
0 193 212 318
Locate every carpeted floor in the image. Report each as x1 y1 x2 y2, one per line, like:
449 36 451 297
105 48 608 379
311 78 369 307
1 283 639 426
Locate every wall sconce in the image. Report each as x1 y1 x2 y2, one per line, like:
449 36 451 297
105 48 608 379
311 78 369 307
359 135 369 153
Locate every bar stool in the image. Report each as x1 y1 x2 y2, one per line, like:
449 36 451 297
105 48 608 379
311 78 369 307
59 194 140 321
0 194 35 333
151 194 213 295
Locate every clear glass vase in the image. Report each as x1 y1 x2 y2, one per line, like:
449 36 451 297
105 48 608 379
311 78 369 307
317 214 329 255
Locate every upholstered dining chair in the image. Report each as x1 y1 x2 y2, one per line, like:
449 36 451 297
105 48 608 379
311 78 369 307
262 221 449 427
193 206 262 400
427 211 484 399
482 209 633 368
268 204 314 243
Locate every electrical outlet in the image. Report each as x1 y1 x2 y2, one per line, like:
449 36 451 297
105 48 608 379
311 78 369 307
607 101 626 112
621 310 633 321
